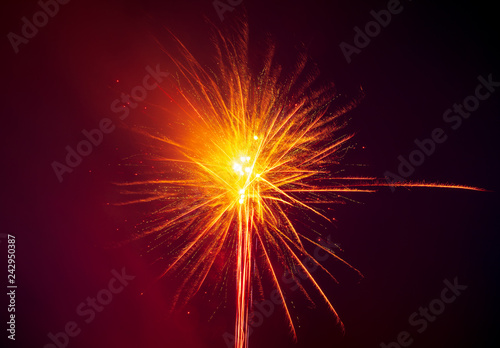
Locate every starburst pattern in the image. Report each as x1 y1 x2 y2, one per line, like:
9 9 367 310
115 21 485 348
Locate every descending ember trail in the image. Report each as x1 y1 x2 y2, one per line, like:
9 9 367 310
115 21 485 348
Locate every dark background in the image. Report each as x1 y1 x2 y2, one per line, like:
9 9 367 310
1 0 499 347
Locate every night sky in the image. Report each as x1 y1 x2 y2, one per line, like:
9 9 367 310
1 0 499 347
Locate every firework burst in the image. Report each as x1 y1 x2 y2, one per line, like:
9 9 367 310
115 20 485 348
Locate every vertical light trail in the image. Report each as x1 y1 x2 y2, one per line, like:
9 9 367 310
235 203 252 348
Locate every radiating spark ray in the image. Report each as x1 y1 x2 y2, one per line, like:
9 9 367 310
268 224 344 329
267 223 340 284
255 230 297 340
259 177 332 222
